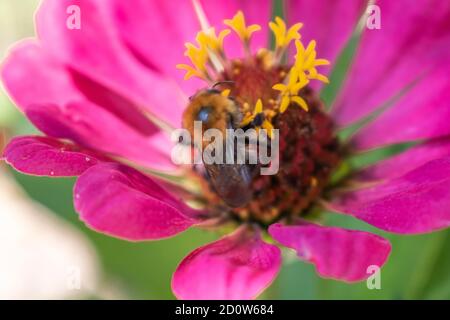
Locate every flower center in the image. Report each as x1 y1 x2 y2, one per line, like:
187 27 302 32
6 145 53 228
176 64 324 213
221 54 285 108
178 11 341 227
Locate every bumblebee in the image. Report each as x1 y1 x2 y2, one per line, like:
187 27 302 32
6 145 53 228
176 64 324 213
182 87 258 208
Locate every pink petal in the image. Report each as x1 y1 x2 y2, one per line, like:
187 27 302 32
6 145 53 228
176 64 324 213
2 40 156 136
24 103 175 171
3 136 100 176
332 0 450 126
358 137 450 181
1 41 175 171
172 227 281 300
74 163 199 241
269 223 391 282
330 158 450 234
351 62 450 150
101 0 272 95
199 0 272 58
286 0 366 88
36 0 185 128
104 0 204 94
2 40 64 113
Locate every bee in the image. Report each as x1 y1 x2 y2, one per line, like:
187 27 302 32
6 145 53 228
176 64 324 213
182 86 257 208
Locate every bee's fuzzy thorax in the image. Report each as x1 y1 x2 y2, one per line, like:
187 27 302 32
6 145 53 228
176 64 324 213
182 90 241 146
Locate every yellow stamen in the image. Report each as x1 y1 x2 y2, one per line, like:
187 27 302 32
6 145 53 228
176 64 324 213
254 98 263 113
177 11 330 121
279 96 290 113
241 114 255 127
269 17 302 51
261 120 274 138
221 89 231 97
176 39 210 80
241 99 261 126
176 64 204 80
294 40 330 84
291 96 309 112
271 36 330 113
224 11 261 44
240 99 274 138
197 27 231 56
272 68 309 113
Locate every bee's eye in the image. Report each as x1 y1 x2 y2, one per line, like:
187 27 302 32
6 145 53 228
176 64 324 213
197 106 212 122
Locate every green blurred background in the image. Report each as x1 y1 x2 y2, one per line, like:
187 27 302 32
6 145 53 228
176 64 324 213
0 0 449 300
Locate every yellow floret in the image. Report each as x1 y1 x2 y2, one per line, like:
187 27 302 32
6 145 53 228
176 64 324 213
224 11 261 43
269 17 303 51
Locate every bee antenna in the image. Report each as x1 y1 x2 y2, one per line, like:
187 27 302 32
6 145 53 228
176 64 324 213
212 81 235 89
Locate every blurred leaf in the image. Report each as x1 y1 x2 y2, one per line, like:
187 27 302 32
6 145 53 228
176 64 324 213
0 90 39 137
320 34 360 108
270 0 285 50
347 142 414 169
0 91 21 128
275 253 319 300
420 232 450 300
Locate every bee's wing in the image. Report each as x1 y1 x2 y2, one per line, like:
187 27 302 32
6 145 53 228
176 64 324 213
204 163 253 208
201 120 262 208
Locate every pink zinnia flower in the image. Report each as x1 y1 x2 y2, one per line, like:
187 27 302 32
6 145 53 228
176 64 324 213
2 0 450 299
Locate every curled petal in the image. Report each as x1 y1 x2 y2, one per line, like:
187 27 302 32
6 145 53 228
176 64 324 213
172 227 281 300
3 136 100 177
74 163 199 241
330 158 450 234
269 223 391 282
